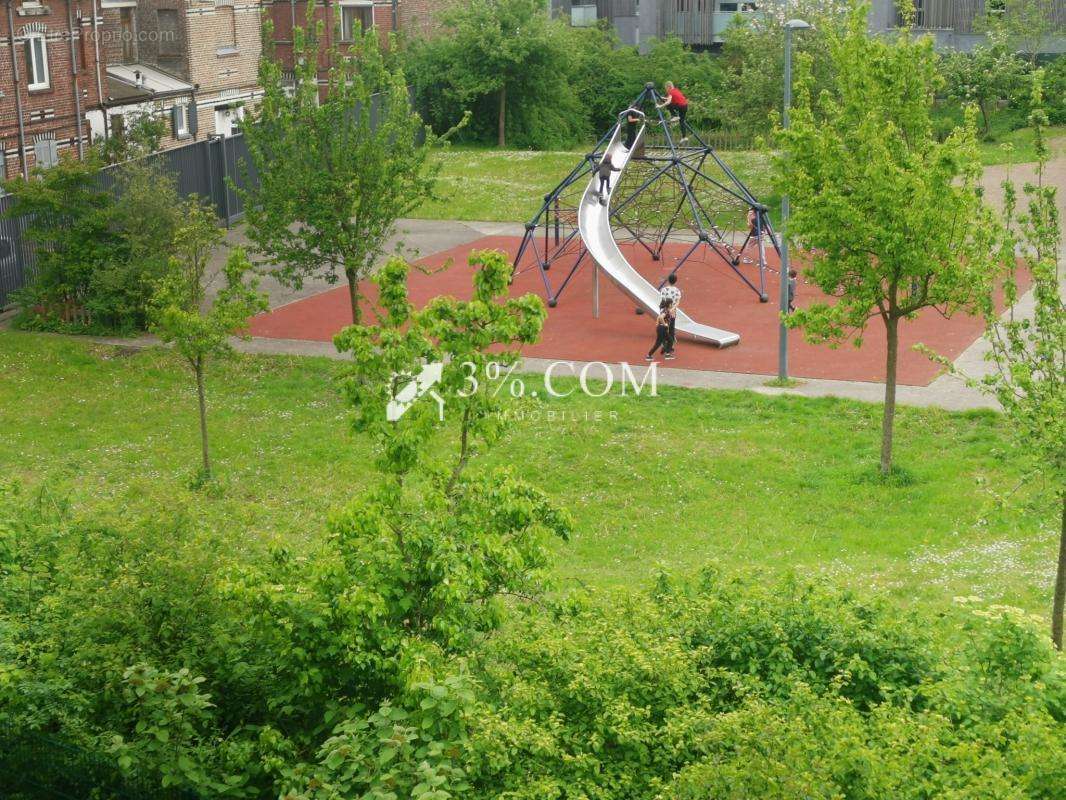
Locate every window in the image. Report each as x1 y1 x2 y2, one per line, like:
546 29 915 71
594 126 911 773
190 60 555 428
23 33 49 91
214 104 243 137
172 103 190 138
571 4 597 27
120 8 136 63
110 113 126 141
341 3 374 41
157 9 181 58
215 6 238 54
33 137 58 169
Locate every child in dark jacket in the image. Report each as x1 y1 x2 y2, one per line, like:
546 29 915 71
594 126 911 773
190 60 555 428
645 299 674 361
598 152 622 201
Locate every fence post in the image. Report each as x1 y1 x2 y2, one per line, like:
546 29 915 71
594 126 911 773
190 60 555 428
218 136 231 228
202 138 217 216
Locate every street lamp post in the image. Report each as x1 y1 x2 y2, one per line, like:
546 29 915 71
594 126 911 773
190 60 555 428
779 18 810 381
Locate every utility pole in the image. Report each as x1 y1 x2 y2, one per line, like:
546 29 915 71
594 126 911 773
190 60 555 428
779 18 810 381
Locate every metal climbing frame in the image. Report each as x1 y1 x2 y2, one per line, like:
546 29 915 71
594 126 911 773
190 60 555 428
512 83 781 307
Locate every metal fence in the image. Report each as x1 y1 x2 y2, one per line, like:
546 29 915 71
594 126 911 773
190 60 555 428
0 134 254 308
0 731 200 800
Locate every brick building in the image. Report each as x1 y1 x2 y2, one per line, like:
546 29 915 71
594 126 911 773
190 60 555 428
1 0 104 180
263 0 448 84
94 0 264 147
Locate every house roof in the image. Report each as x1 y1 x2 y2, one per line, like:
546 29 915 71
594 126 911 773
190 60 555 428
105 63 193 106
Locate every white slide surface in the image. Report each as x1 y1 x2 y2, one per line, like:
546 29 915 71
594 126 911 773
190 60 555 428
577 126 740 347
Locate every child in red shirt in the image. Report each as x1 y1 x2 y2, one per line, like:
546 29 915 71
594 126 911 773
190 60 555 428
657 81 690 144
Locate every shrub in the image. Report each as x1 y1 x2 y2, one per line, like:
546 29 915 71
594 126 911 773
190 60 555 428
3 155 187 334
464 570 1064 799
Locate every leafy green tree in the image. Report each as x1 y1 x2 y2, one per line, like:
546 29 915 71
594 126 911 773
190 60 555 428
99 109 168 163
775 6 1001 475
411 0 580 148
941 35 1028 138
931 77 1064 647
241 15 444 324
3 152 184 333
977 0 1061 66
720 0 843 134
3 155 115 329
149 206 267 480
224 251 566 791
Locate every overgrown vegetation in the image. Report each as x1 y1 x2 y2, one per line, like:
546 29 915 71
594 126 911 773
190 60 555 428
3 475 1063 796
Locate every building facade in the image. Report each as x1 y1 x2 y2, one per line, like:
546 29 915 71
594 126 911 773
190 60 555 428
263 0 450 82
1 0 104 180
554 0 1065 52
94 0 264 147
264 0 396 85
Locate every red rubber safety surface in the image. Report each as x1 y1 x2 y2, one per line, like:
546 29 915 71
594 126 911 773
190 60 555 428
249 235 1028 387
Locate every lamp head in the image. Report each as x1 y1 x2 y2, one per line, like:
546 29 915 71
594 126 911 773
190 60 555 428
785 19 812 29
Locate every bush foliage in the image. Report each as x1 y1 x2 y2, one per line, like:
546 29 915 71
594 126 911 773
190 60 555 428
3 477 1064 798
2 156 191 334
405 18 728 149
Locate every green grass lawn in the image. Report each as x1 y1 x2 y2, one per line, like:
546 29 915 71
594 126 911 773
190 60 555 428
414 132 1058 225
977 124 1066 165
2 332 1057 616
415 145 777 224
931 104 1066 165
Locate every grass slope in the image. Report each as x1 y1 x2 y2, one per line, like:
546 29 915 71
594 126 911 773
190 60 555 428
416 146 777 224
413 132 1059 225
0 332 1056 614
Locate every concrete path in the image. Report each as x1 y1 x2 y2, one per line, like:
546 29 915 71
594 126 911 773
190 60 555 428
204 219 525 307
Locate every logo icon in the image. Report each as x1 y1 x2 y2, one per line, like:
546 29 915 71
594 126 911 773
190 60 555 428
387 362 445 422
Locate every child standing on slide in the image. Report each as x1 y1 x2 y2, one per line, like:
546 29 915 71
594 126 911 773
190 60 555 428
657 81 690 144
597 152 622 203
646 299 674 361
624 107 644 150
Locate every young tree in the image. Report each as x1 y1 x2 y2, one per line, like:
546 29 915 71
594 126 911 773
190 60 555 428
149 203 268 480
241 16 445 324
936 78 1063 647
775 6 1001 475
941 37 1027 139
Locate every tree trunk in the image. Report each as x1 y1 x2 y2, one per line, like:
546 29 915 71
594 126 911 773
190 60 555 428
880 315 899 476
497 84 506 148
1053 492 1066 650
346 269 362 325
195 356 211 479
979 102 991 138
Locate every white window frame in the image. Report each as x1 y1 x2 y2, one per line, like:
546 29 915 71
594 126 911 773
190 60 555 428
340 1 374 42
174 104 190 138
24 33 49 91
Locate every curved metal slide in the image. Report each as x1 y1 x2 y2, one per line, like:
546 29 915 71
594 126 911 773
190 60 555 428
577 125 741 347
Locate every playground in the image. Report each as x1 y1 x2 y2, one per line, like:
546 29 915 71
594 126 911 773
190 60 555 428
249 234 1018 386
250 84 1029 386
